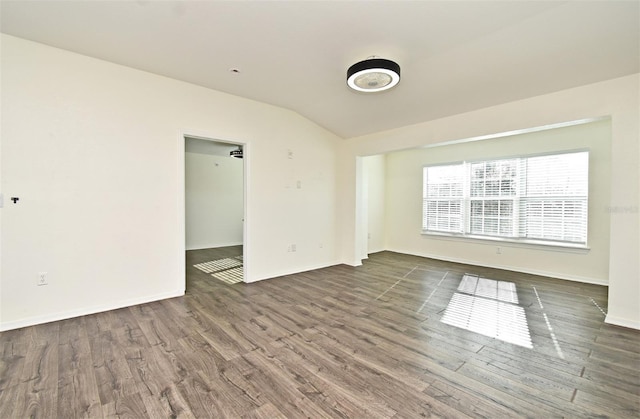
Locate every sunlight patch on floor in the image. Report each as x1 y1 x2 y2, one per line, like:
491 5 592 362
441 274 533 348
194 258 243 284
211 267 244 284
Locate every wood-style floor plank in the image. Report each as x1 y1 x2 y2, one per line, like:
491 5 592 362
1 247 639 418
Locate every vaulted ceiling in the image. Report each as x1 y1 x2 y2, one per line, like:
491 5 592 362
1 1 638 138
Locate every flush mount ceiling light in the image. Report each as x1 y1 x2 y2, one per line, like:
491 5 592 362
347 57 401 93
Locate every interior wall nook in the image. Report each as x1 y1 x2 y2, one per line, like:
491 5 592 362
368 118 611 285
339 74 639 330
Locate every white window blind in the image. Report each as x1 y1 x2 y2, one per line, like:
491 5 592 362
518 152 588 243
423 164 464 233
423 151 589 246
469 159 518 237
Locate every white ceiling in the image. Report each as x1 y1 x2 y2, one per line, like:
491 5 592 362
1 1 638 139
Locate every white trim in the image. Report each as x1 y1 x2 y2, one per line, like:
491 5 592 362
248 261 341 283
344 260 364 267
605 314 640 331
420 117 608 150
0 290 184 332
390 248 608 286
177 135 187 290
186 242 244 251
422 231 590 254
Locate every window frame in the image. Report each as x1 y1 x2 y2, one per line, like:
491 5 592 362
422 150 590 249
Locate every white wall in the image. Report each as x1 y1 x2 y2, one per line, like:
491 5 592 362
383 119 611 284
338 74 640 329
0 35 340 330
185 151 243 250
363 155 386 254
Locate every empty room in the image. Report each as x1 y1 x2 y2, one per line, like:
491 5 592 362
1 1 638 417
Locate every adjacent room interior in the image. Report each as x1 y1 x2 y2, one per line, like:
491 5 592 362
185 136 245 285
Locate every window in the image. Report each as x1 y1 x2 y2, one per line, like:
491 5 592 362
423 164 464 233
423 151 589 246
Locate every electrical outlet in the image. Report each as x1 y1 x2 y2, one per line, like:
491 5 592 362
37 272 48 286
496 247 502 254
291 244 296 252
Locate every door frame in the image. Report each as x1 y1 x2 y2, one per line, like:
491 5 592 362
178 131 249 288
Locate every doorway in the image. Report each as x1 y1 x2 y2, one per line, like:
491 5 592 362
183 135 246 286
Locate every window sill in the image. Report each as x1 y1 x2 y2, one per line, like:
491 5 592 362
421 231 590 253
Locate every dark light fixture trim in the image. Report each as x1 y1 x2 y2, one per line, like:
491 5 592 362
347 58 401 92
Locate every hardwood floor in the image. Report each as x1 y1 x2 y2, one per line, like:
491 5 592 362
1 247 639 418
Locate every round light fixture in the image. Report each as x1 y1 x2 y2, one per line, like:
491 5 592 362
347 58 401 92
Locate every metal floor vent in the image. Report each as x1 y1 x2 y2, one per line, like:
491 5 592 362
193 258 243 284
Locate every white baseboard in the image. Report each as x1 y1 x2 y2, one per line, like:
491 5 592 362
341 258 364 267
186 242 243 251
247 260 340 283
605 314 640 330
388 248 609 286
0 289 185 332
